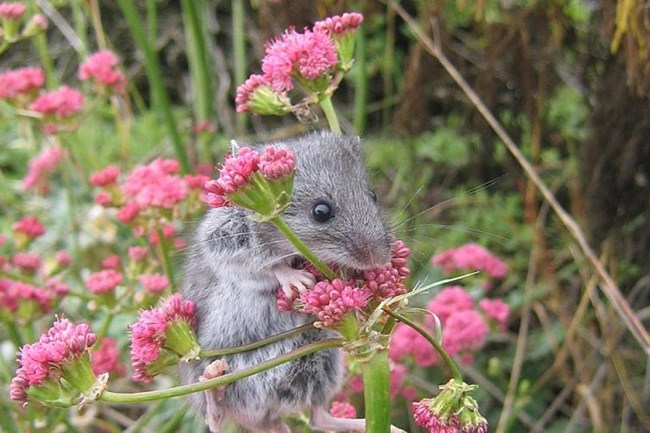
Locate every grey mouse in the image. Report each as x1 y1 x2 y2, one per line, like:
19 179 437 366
179 131 404 433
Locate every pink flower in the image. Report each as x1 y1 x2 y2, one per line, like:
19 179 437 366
90 165 120 186
479 298 510 331
442 310 488 357
330 401 356 418
0 279 52 315
389 322 437 367
235 74 290 115
259 145 296 179
432 244 507 279
192 120 215 133
235 74 272 112
12 215 45 238
29 85 84 118
314 12 364 35
117 201 140 223
128 246 148 262
203 147 260 207
262 28 338 92
10 317 97 404
91 337 125 376
123 159 188 209
129 294 199 382
23 145 64 192
300 279 368 328
95 191 112 206
0 67 45 101
55 250 71 267
362 240 410 300
413 399 460 433
427 286 474 325
12 252 41 272
79 50 126 93
139 274 169 294
101 255 121 270
86 269 123 294
0 2 26 20
184 174 209 190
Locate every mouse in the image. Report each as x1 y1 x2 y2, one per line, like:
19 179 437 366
179 131 401 433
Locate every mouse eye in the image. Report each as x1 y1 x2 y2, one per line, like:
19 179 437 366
312 201 334 223
369 190 377 203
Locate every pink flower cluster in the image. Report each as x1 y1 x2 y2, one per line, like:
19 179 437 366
235 13 362 113
86 269 123 294
0 2 25 20
29 85 84 118
432 243 507 279
12 215 45 238
203 145 296 208
138 273 169 294
79 50 126 93
122 158 187 210
0 67 44 101
23 145 64 192
300 279 369 328
91 337 125 376
10 317 96 404
363 240 410 299
0 279 67 319
90 165 119 186
330 400 357 418
129 294 197 382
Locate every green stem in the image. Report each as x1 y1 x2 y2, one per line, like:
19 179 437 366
6 322 23 346
94 313 114 346
116 0 190 172
232 0 247 136
362 350 392 433
100 337 344 403
352 15 367 135
180 0 213 160
200 323 315 357
270 216 336 280
383 307 463 382
156 228 176 291
130 400 166 433
318 94 341 134
33 34 57 88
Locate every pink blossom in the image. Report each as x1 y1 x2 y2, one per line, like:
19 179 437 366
314 12 364 35
412 400 460 433
330 401 356 418
432 244 507 279
300 279 368 328
91 337 125 376
90 165 120 186
203 147 261 208
192 120 215 133
235 74 272 112
29 85 84 118
362 240 410 300
139 274 169 294
479 298 510 331
101 255 121 270
10 317 96 404
117 201 140 223
129 294 197 382
79 50 126 93
12 215 45 238
123 159 188 209
184 174 209 190
262 28 338 92
55 250 71 267
0 2 26 20
276 284 301 312
442 310 488 357
389 322 437 367
0 67 44 100
45 278 69 297
0 279 52 314
23 145 64 192
12 252 41 272
259 145 296 179
390 362 408 399
427 286 474 325
128 246 148 262
95 191 112 206
148 224 175 245
86 269 123 294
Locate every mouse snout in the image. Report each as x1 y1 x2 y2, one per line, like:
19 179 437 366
347 233 392 270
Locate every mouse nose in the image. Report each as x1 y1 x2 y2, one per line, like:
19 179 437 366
348 233 391 270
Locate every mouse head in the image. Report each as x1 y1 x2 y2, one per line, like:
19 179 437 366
259 131 392 271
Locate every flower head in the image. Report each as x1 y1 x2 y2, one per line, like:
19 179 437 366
90 165 120 186
129 294 200 382
235 74 290 115
432 243 507 280
30 85 84 118
128 246 148 262
10 317 102 406
442 310 488 357
259 145 296 179
12 252 41 273
330 401 357 418
0 279 60 322
123 159 188 210
0 67 44 102
389 322 437 367
479 298 510 331
300 279 368 328
412 379 488 433
0 2 26 21
314 12 364 35
427 286 474 325
12 215 45 238
91 337 126 376
79 50 127 94
86 269 123 294
139 273 170 294
23 145 64 192
362 240 410 300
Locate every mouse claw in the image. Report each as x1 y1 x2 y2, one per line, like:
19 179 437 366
275 266 316 295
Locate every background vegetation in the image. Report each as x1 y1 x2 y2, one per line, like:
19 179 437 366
1 0 649 432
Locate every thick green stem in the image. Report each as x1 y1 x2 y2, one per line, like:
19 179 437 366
383 307 463 382
270 216 336 280
100 338 344 403
116 0 190 172
318 95 341 134
362 350 392 433
201 323 314 357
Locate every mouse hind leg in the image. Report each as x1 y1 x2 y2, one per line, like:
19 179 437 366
309 406 407 433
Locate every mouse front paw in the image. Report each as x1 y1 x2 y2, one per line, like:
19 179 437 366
273 266 316 296
199 359 229 433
